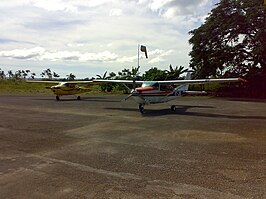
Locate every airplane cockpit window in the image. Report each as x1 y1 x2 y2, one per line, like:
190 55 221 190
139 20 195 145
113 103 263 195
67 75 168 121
142 82 153 87
160 85 173 91
69 84 75 88
153 83 159 89
58 82 65 86
61 83 75 88
142 81 158 88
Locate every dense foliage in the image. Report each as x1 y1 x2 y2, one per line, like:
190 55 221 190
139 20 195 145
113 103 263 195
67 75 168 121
189 0 266 97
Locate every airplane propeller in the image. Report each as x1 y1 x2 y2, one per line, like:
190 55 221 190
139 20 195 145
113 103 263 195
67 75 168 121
123 77 137 101
133 77 136 90
123 93 133 101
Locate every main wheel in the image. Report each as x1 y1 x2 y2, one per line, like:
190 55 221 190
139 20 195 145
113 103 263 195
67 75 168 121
171 105 176 112
56 96 60 101
77 96 81 100
139 104 144 114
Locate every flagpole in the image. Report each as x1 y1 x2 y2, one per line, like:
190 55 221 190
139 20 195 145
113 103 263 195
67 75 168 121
137 44 140 67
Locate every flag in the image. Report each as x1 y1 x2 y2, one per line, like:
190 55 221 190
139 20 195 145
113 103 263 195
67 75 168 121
140 45 148 59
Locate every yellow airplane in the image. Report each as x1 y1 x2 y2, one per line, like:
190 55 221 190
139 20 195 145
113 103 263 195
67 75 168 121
27 80 93 100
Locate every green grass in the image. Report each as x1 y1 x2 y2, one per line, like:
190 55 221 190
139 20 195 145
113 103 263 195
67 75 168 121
0 79 125 95
0 79 53 94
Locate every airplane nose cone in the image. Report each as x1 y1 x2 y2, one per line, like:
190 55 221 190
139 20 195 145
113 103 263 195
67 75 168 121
135 86 154 91
51 86 60 93
131 89 139 95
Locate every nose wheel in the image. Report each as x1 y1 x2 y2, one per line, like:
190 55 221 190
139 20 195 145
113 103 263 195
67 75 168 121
77 96 81 100
171 105 176 112
56 96 60 101
139 104 144 114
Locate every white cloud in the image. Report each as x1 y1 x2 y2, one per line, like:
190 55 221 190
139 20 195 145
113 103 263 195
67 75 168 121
0 47 120 62
117 55 136 63
31 0 77 12
0 0 218 77
0 46 175 65
30 0 116 12
109 9 123 16
0 47 45 60
142 0 210 18
0 0 31 7
148 49 174 64
85 0 113 8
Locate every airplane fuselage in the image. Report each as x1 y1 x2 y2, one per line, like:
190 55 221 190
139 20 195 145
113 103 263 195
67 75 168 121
51 86 89 96
130 81 183 105
50 82 91 100
132 94 179 105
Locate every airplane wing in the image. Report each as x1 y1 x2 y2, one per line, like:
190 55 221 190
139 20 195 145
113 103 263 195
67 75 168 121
157 77 246 85
64 81 93 84
26 80 60 84
93 79 144 84
26 80 93 84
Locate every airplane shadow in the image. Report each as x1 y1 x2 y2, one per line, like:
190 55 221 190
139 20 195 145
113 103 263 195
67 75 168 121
33 96 120 103
105 105 266 120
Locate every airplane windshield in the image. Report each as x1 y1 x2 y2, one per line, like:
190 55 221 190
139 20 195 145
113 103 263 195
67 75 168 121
142 81 157 87
58 82 66 86
58 82 75 88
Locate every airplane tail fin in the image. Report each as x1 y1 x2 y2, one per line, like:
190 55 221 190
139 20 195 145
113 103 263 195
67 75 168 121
185 71 192 80
176 71 192 91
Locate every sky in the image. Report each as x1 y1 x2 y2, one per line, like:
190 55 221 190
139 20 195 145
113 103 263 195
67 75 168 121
0 0 219 78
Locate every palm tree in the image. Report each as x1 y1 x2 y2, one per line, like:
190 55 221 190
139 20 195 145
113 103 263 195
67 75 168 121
117 66 140 80
96 71 108 79
131 66 141 79
7 70 14 79
0 68 5 79
118 68 131 80
22 70 30 80
96 71 114 92
53 72 60 78
165 65 188 80
14 70 22 80
66 73 76 81
30 72 36 79
108 72 116 80
41 68 52 79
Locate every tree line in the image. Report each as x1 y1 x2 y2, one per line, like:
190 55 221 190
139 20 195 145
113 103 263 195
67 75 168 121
0 65 187 81
0 65 187 80
0 65 189 93
0 68 76 81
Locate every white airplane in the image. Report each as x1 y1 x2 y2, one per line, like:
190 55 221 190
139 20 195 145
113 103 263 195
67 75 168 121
27 80 93 100
94 72 246 113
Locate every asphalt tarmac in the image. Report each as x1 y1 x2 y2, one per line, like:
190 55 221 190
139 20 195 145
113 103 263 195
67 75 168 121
0 94 265 199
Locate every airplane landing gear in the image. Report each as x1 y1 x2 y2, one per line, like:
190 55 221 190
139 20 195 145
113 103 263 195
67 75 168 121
56 96 60 101
171 105 176 112
139 104 144 114
77 96 81 100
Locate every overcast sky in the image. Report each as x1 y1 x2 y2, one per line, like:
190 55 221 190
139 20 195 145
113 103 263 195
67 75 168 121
0 0 219 78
